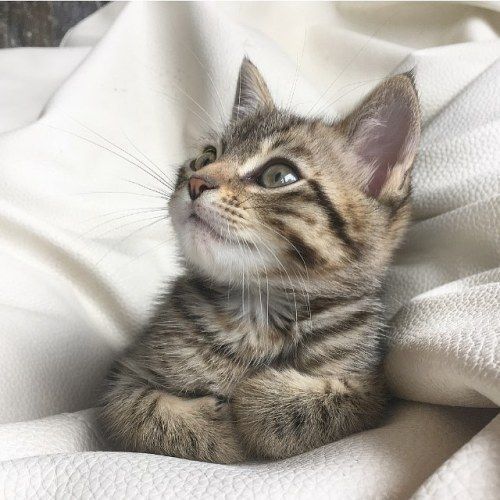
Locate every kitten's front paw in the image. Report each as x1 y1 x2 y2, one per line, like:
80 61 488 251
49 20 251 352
212 422 247 464
196 395 232 421
186 395 246 464
232 368 325 460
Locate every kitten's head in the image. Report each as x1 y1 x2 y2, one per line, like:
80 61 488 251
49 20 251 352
169 58 420 293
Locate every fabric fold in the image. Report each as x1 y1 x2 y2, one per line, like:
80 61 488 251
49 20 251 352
0 1 498 498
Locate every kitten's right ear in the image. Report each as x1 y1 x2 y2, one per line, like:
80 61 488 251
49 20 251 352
340 72 420 203
232 58 275 121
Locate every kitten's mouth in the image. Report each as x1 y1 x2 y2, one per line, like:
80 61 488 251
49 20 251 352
188 212 256 250
189 213 232 243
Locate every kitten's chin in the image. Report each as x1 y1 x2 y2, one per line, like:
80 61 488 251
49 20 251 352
183 241 246 282
173 218 245 281
175 218 277 284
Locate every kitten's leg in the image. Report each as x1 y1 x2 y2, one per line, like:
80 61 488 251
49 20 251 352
232 368 386 460
99 377 246 464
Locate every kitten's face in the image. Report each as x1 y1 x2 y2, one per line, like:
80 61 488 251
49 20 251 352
169 59 420 290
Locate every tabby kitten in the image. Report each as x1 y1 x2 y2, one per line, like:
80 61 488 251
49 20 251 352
99 58 420 463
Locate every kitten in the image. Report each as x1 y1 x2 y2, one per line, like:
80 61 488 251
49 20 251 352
99 58 420 463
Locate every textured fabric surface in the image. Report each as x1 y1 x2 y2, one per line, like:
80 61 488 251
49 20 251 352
0 2 498 498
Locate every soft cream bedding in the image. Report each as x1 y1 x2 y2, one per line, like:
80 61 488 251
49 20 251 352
0 2 498 498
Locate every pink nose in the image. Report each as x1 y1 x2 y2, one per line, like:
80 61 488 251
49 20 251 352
188 176 218 200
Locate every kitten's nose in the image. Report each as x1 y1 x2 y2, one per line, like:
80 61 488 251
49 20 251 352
188 175 218 201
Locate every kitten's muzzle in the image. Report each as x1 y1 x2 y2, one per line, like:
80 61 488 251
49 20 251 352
188 175 218 201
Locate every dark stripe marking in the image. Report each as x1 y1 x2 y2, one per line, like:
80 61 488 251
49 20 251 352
266 216 323 267
301 309 373 346
308 293 369 315
287 232 324 268
308 179 359 254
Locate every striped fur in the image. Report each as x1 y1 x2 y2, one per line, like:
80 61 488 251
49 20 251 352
99 59 420 463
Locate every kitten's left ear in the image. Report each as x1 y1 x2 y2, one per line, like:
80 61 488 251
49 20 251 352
232 57 275 121
340 72 421 203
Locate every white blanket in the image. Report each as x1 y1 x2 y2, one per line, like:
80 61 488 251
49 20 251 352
0 2 498 498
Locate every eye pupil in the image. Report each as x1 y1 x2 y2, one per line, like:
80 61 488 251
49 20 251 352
274 173 281 183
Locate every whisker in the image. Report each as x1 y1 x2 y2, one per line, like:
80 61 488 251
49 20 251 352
93 214 169 266
46 123 173 196
122 179 169 198
153 79 222 132
77 191 166 200
245 232 271 330
183 44 227 125
89 212 168 240
169 78 223 130
82 207 168 236
65 116 175 192
252 220 313 326
152 88 216 131
313 76 388 118
236 61 243 122
123 136 176 191
248 230 299 322
285 27 308 113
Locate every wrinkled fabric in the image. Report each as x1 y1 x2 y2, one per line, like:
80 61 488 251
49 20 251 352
0 2 498 498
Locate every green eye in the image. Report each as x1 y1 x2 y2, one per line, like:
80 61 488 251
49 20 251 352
258 163 300 188
192 146 216 171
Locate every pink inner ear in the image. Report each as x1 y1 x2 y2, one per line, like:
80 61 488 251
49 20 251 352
355 101 413 197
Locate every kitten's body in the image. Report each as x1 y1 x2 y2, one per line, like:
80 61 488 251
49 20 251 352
100 59 420 463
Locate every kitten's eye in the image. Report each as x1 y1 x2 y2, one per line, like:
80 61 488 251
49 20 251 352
192 147 217 171
258 163 300 188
